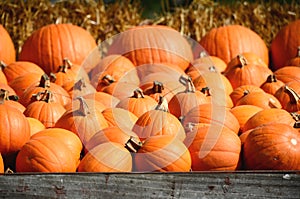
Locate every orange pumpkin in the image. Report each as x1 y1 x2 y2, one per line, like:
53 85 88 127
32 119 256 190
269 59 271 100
0 62 8 85
102 107 138 130
8 73 42 97
0 25 16 65
141 81 174 103
260 74 285 96
274 82 300 112
0 89 25 113
0 91 30 155
285 46 300 66
199 25 269 65
270 19 300 70
19 23 97 74
63 78 96 99
107 25 193 71
273 66 300 83
184 125 241 171
230 85 265 106
243 123 300 170
83 91 120 108
26 117 46 136
78 142 132 172
0 153 4 173
16 136 78 172
132 135 191 172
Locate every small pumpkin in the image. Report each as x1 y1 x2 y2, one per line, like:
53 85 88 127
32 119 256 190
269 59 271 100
230 85 265 106
260 74 285 96
274 83 300 112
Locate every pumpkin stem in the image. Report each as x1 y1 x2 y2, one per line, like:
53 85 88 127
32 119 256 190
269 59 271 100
0 61 7 70
155 96 169 112
74 78 86 91
266 74 278 83
77 96 90 116
125 136 142 153
151 81 164 93
57 58 72 73
31 90 53 103
237 54 248 67
101 74 115 86
200 86 211 96
284 86 300 105
179 75 196 93
243 89 250 96
49 72 57 83
297 46 300 57
199 51 207 58
294 121 300 128
39 74 51 88
290 112 300 122
0 89 19 102
0 89 8 104
132 88 145 98
208 65 217 72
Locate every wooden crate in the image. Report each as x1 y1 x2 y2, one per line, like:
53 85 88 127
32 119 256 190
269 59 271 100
0 171 299 198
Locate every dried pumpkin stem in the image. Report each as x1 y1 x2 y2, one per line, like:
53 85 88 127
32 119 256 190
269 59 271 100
297 46 300 57
284 86 300 105
0 89 18 102
155 96 169 112
132 88 145 98
101 74 115 86
125 136 142 153
77 96 90 116
237 54 248 67
152 81 164 93
179 75 195 93
0 89 8 104
0 60 7 70
266 74 278 83
58 58 72 73
200 86 211 96
39 74 51 88
74 78 86 91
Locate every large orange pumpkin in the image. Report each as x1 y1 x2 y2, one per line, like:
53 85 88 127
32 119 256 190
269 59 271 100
243 123 300 170
199 25 269 65
270 19 300 70
19 23 97 74
0 25 16 65
107 25 193 71
184 125 241 171
16 136 78 172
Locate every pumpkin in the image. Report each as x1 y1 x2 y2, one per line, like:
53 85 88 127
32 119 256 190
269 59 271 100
90 54 139 87
243 108 296 133
84 126 140 153
184 125 241 171
243 123 300 170
230 105 263 133
64 97 106 113
0 62 8 85
1 61 44 83
8 73 42 97
132 96 186 141
55 96 108 145
19 23 97 74
30 128 82 167
273 66 300 83
16 136 77 172
260 74 285 96
83 91 120 108
274 82 300 112
285 46 300 66
199 25 269 65
235 91 282 109
107 25 193 71
182 103 240 134
0 91 30 155
23 90 66 128
0 89 24 113
102 107 138 131
131 135 191 172
50 58 90 89
224 54 272 89
78 142 132 172
19 74 71 107
168 75 210 119
230 85 265 106
270 19 300 70
0 153 3 173
26 117 46 136
116 88 157 117
141 81 174 103
63 78 96 99
0 25 16 65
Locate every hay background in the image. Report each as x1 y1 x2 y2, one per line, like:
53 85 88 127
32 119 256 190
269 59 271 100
1 0 299 58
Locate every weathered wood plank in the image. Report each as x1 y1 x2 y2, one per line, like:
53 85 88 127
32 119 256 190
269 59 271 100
0 172 299 199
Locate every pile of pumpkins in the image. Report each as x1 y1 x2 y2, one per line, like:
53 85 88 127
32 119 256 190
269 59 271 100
0 19 299 173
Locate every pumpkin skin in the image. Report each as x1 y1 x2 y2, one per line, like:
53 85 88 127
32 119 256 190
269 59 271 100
30 128 83 167
0 95 31 155
286 46 300 66
182 103 240 134
107 25 193 71
184 125 241 171
0 25 16 65
2 61 44 83
0 89 25 113
242 108 296 133
230 105 263 133
26 117 46 136
0 64 8 85
243 123 300 170
78 142 132 172
270 19 300 70
199 25 269 65
230 85 265 106
274 81 300 112
19 23 97 75
8 73 42 97
16 136 77 172
133 135 191 172
0 153 4 173
260 74 285 96
273 66 300 83
83 91 120 108
102 107 138 131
